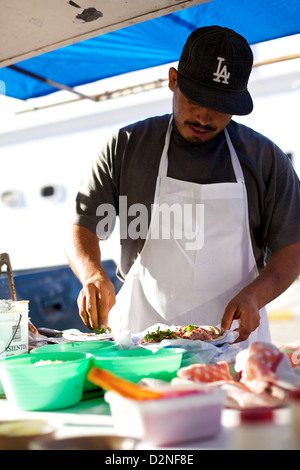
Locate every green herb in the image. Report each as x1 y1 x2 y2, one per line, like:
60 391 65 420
143 326 178 342
182 325 198 332
95 326 112 334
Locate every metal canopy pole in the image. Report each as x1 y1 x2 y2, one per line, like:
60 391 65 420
0 253 17 301
8 64 98 101
12 53 300 114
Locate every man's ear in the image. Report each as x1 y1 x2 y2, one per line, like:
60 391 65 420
168 67 178 92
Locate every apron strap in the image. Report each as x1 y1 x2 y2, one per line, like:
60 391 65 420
224 127 244 183
158 116 173 177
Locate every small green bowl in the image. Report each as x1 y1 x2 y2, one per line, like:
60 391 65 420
30 340 117 355
92 347 185 383
0 352 90 411
31 341 118 391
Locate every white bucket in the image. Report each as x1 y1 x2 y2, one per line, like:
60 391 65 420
0 300 29 358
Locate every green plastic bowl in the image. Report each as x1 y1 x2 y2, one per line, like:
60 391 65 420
30 340 117 355
92 347 185 383
0 352 90 411
31 341 118 392
0 354 29 396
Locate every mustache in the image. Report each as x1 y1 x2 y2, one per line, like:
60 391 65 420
185 121 216 132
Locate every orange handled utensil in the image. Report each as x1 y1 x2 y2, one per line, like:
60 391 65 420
87 367 163 400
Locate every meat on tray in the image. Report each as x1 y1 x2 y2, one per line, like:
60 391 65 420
140 325 224 343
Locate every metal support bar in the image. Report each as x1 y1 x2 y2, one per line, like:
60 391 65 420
0 253 17 301
253 53 300 68
12 53 300 114
8 64 98 101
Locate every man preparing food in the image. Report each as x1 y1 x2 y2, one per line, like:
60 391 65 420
65 26 300 348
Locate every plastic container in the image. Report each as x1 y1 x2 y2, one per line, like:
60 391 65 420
289 389 300 450
233 408 280 450
0 352 90 411
30 434 136 451
0 419 59 450
105 388 226 446
30 340 117 355
0 300 29 359
92 347 184 383
31 341 118 391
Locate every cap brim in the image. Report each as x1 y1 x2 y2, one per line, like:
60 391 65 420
177 73 253 116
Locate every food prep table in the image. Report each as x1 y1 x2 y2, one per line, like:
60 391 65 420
0 392 294 450
0 254 298 450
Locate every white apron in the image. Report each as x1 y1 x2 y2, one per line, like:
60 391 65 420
109 117 271 348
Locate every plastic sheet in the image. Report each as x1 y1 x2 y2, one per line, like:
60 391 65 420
115 323 241 366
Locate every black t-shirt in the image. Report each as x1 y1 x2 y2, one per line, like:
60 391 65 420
72 114 300 280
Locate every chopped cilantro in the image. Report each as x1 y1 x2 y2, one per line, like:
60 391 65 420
143 326 178 342
183 325 198 332
95 326 112 334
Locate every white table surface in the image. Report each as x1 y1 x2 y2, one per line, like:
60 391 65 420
0 394 294 450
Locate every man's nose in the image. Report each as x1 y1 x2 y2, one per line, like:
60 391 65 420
194 106 213 126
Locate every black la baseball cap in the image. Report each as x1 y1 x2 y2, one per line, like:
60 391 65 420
177 26 254 115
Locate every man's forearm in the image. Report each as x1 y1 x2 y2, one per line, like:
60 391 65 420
65 224 116 329
65 224 105 284
221 242 300 342
240 242 300 309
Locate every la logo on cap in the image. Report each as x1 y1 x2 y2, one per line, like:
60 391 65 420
213 57 230 84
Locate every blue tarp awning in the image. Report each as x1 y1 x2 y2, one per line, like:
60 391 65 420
1 0 300 100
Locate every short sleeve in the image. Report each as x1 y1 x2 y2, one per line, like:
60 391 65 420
71 132 120 239
263 144 300 253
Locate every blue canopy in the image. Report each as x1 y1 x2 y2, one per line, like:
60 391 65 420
1 0 300 100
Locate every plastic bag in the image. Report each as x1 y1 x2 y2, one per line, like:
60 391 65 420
115 323 241 366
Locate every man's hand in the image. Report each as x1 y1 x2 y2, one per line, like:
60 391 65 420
65 224 117 331
221 292 261 343
78 275 116 331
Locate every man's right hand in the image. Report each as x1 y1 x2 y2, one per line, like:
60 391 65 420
65 224 117 332
77 275 116 331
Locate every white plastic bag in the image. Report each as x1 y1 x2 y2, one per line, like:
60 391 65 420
116 323 241 365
